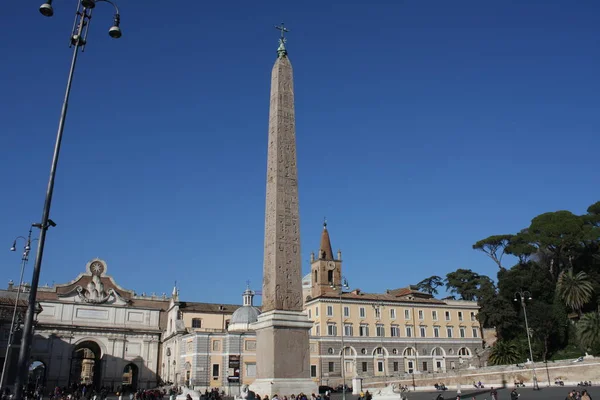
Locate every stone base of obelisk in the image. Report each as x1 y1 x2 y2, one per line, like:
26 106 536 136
250 310 318 398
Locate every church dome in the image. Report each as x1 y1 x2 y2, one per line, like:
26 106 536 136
230 306 261 325
228 286 261 332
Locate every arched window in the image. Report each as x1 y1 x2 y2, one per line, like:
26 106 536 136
192 318 202 328
458 347 471 356
327 270 333 284
314 270 318 284
403 347 417 357
432 347 444 357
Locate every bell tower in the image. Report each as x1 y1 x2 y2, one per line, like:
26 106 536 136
310 221 342 298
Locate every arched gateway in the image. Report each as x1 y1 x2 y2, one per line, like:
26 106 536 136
69 340 103 389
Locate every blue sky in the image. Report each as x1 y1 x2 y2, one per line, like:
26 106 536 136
1 1 599 305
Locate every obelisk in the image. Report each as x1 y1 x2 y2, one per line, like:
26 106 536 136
250 24 317 397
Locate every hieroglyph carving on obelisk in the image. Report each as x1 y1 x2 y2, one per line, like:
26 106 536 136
261 27 303 314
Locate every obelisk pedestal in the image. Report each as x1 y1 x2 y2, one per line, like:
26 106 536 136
250 27 317 397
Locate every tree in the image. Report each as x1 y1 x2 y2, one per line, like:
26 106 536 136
505 231 537 265
577 312 600 352
488 340 520 365
473 234 513 269
527 211 591 280
445 269 482 301
557 268 594 315
415 275 443 295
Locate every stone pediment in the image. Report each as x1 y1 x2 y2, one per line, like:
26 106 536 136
53 259 134 305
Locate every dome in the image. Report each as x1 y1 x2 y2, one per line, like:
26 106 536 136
231 306 261 325
228 286 261 332
302 273 312 287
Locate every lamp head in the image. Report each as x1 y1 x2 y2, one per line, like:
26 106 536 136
108 14 122 39
81 0 96 9
39 1 54 17
10 241 16 252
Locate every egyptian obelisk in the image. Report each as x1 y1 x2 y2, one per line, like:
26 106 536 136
250 25 317 396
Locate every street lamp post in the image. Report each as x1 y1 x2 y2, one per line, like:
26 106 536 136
514 290 539 390
371 302 386 386
13 2 122 399
0 229 36 389
330 277 349 400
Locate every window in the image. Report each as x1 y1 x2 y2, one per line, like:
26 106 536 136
377 361 384 372
433 326 440 338
361 348 367 355
328 362 335 372
376 324 385 337
212 340 221 351
393 362 399 372
447 327 453 338
420 326 426 338
472 328 479 338
362 362 368 372
406 326 413 338
418 310 424 320
359 307 366 318
404 309 410 319
359 324 369 337
310 365 317 378
407 360 414 374
422 361 428 372
327 323 337 336
343 306 350 317
314 270 318 284
315 307 319 317
374 307 381 319
458 311 463 321
327 306 333 316
327 347 335 354
245 340 256 351
344 324 353 337
445 311 451 321
192 318 202 328
458 347 470 356
308 309 312 319
316 325 320 335
245 363 256 378
327 270 333 284
390 325 399 337
432 310 438 321
212 364 220 380
404 348 415 356
460 327 466 338
390 309 396 319
470 311 476 321
375 347 384 355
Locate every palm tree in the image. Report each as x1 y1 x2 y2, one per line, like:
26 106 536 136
556 268 594 314
578 312 600 350
488 340 520 366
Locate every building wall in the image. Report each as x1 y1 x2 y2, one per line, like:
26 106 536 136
306 299 481 341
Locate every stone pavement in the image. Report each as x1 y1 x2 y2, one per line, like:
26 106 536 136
329 386 596 400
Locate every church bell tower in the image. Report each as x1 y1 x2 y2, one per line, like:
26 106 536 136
310 221 342 298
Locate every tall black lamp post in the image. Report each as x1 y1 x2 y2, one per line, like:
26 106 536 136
330 276 349 400
0 229 37 389
514 290 539 390
12 2 122 399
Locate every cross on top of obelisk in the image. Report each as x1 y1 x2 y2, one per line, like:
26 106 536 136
275 22 289 58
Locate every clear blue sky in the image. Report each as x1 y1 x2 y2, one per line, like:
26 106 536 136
1 1 599 305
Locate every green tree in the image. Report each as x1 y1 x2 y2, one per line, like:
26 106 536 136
577 312 600 353
527 211 591 280
415 275 444 295
557 268 594 314
445 269 482 301
505 231 537 265
472 234 513 269
488 340 520 365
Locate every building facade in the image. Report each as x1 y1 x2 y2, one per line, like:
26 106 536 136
1 226 483 394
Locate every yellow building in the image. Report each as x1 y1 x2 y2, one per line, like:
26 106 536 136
162 224 483 395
